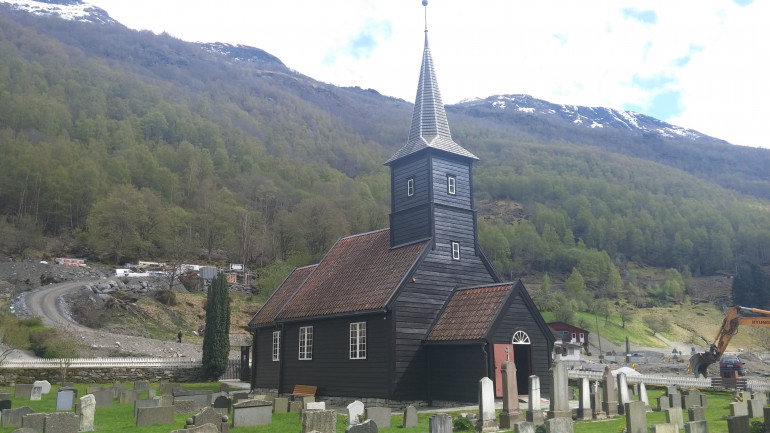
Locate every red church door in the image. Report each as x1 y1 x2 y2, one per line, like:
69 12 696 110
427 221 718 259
493 344 514 397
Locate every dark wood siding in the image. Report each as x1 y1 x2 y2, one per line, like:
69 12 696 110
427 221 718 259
489 288 554 397
431 156 471 209
254 328 280 389
280 313 392 398
390 205 431 246
427 345 486 403
392 156 430 212
433 206 477 255
391 249 496 399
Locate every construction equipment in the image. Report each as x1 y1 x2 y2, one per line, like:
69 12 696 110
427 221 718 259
690 306 770 378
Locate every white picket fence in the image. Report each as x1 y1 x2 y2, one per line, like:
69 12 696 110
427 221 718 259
0 357 201 369
567 369 770 392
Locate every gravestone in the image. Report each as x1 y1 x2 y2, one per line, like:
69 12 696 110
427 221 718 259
30 386 42 402
191 406 228 432
112 383 125 398
625 401 647 433
213 395 232 413
366 407 391 429
85 386 102 394
669 393 682 409
346 400 364 424
577 377 592 421
685 420 709 433
657 395 670 412
665 407 684 431
173 391 212 410
601 366 618 416
666 385 678 395
403 405 418 428
726 415 749 433
289 400 303 412
171 424 219 433
544 416 573 433
134 397 161 417
429 413 452 433
682 390 701 410
307 402 326 410
174 399 197 414
56 389 75 411
765 407 770 431
632 383 640 398
159 382 181 396
591 380 605 420
0 392 10 410
2 406 35 427
60 386 78 399
688 406 705 422
514 421 536 433
119 389 139 404
526 375 545 425
639 382 650 411
80 394 96 432
15 385 33 400
616 373 630 415
753 392 767 407
478 376 498 431
346 419 378 433
133 381 150 392
300 396 315 407
219 382 230 393
93 389 113 407
148 389 156 399
43 412 79 433
274 397 289 413
232 399 272 427
136 405 174 426
21 413 47 431
61 382 74 388
730 401 749 417
650 424 678 433
300 409 335 433
748 399 764 418
32 381 51 395
231 392 249 401
500 361 524 428
547 361 570 419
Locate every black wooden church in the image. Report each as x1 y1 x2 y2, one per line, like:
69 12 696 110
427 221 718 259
248 28 555 403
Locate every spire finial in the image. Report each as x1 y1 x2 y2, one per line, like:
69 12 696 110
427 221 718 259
423 0 428 32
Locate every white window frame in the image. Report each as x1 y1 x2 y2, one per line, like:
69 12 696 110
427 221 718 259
299 326 313 360
451 241 460 260
349 322 367 360
579 332 585 342
447 175 456 195
272 330 281 361
407 178 414 197
571 332 577 342
512 330 531 345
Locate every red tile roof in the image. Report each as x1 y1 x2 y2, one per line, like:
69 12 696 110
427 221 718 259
248 264 316 327
276 229 428 320
426 283 514 341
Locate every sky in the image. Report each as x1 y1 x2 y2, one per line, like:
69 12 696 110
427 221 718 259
84 0 769 149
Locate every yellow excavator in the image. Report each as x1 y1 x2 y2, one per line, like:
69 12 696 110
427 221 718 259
690 305 770 378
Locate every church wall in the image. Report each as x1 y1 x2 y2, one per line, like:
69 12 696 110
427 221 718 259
431 155 472 209
253 327 280 389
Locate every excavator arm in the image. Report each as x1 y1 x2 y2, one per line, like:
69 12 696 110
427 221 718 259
690 306 770 378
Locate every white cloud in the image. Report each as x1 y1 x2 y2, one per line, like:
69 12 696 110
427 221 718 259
87 0 770 148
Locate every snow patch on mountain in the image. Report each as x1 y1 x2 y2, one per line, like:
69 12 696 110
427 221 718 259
1 0 116 24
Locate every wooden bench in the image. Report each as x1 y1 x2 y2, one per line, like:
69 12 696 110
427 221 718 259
291 385 317 399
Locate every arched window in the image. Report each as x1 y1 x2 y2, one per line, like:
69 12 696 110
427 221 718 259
512 330 530 345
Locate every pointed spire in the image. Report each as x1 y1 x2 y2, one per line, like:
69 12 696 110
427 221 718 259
385 3 477 164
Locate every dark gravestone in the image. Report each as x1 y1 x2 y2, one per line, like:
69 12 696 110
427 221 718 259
2 407 35 427
14 385 33 400
346 419 378 433
213 396 232 413
0 395 11 411
43 412 79 433
21 413 47 432
136 406 174 427
134 398 161 418
727 415 750 433
56 389 75 411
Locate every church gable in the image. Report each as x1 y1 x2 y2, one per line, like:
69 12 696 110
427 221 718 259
248 264 316 327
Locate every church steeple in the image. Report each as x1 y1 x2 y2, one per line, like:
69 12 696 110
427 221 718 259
385 11 477 164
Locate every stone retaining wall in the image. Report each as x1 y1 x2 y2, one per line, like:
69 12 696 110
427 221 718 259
0 366 207 385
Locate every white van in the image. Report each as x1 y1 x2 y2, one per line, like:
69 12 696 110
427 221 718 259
113 268 131 276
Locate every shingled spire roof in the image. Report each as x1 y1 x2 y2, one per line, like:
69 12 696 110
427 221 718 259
385 31 478 164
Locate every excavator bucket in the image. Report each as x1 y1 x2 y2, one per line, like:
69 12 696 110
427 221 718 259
689 353 714 378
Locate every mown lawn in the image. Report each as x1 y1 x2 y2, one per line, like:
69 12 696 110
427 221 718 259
0 382 758 433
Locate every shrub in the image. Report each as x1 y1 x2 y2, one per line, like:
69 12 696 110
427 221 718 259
29 328 78 358
453 417 474 431
155 289 177 306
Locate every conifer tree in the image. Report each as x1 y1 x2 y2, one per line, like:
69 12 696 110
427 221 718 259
202 273 231 379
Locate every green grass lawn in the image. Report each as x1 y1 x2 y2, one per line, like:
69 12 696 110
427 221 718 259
0 383 758 433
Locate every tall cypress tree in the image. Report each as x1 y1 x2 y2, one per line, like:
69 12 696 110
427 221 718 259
202 273 231 379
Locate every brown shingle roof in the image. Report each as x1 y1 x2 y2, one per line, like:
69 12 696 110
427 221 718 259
276 229 428 320
426 283 514 341
248 264 316 327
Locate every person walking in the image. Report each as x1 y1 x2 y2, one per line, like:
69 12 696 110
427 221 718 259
177 330 183 343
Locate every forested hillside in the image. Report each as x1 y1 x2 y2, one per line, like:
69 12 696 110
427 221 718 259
2 6 770 308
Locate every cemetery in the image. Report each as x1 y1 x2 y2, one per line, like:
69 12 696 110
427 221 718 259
1 367 770 433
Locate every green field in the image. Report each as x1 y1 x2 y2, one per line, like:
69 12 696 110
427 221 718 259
0 382 760 433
